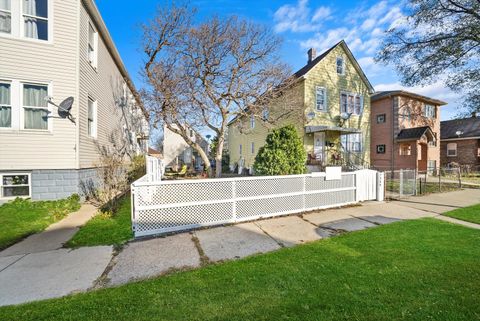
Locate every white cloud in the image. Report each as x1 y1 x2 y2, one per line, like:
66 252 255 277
358 56 384 76
312 6 331 22
361 18 376 31
274 0 332 33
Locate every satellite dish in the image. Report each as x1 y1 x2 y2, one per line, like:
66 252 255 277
340 112 352 120
58 97 74 118
45 96 75 123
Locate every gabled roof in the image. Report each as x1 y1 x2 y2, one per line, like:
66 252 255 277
294 40 375 94
397 126 434 141
371 90 447 106
441 117 480 139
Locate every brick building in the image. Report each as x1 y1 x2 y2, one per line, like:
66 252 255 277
440 114 480 168
370 91 447 172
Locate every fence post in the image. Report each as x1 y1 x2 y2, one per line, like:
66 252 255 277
130 184 136 237
399 169 404 198
413 170 417 196
377 171 385 201
458 168 462 189
232 180 237 223
438 168 441 192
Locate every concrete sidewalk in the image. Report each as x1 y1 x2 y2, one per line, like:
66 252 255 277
0 203 113 307
1 189 479 307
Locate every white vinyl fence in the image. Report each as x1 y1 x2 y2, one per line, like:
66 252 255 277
131 169 384 238
146 155 163 182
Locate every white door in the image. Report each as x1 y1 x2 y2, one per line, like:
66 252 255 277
314 132 325 163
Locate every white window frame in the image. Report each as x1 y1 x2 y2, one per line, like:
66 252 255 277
0 0 53 43
447 143 457 157
315 86 327 112
399 143 412 156
0 0 12 35
424 104 435 118
336 56 345 75
340 92 363 115
0 80 12 129
88 21 98 68
21 0 50 41
20 81 52 132
0 172 31 199
87 97 97 138
341 133 362 153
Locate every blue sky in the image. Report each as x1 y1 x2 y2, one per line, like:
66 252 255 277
96 0 462 124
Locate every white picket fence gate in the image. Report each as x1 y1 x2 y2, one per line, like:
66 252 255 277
146 155 163 182
131 169 385 238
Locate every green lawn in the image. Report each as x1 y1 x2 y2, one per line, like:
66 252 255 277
443 203 480 225
2 219 480 320
65 194 133 248
0 195 80 251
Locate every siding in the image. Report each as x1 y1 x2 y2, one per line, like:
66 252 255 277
0 0 79 170
78 3 142 168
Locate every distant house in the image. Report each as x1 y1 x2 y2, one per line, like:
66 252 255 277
370 90 447 173
227 40 374 172
163 125 208 171
148 147 162 159
0 0 149 201
440 114 480 168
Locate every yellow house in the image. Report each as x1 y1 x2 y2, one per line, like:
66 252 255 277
227 40 375 172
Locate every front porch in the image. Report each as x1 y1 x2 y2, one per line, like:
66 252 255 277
304 126 368 171
396 126 437 173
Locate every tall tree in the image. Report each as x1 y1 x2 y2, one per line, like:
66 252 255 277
141 3 297 177
376 0 480 113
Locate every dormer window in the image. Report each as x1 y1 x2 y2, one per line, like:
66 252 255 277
336 57 345 75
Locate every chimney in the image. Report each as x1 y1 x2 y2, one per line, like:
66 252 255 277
308 48 316 63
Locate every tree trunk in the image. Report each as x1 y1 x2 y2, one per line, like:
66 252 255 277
215 135 225 178
194 143 212 177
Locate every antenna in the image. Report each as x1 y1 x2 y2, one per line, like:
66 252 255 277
45 96 75 123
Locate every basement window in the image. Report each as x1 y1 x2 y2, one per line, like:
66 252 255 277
1 173 31 199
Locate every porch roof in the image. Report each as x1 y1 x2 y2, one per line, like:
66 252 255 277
396 126 435 142
305 125 361 134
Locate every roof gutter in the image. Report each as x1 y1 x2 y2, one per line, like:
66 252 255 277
82 0 148 120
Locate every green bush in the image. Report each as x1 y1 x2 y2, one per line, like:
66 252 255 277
127 155 146 183
253 125 306 175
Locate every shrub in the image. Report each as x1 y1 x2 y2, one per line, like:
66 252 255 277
127 155 146 183
253 125 306 175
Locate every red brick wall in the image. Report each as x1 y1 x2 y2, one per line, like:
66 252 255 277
370 97 393 170
441 139 480 167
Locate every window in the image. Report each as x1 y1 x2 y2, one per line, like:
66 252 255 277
399 143 411 156
340 92 363 115
262 109 269 121
400 108 411 123
0 0 11 34
87 98 97 137
23 83 48 130
1 173 30 198
315 86 326 111
447 143 457 157
88 22 98 67
341 133 362 153
376 114 386 124
0 82 11 128
376 144 386 154
251 142 254 154
239 144 242 155
336 57 344 75
23 0 49 40
250 114 255 129
424 104 435 118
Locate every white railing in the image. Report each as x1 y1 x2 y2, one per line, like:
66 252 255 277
131 169 384 238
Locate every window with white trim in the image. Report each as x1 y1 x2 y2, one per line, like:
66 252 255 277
399 143 411 156
447 143 457 157
0 82 12 128
0 0 11 34
22 83 49 130
424 104 435 118
315 86 326 111
88 22 98 68
340 92 363 115
23 0 49 41
0 173 30 198
250 114 255 129
251 142 254 154
341 133 362 153
336 57 345 75
87 97 97 138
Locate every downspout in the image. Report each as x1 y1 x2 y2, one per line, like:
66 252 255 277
391 95 395 172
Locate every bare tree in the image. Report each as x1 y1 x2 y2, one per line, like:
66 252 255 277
141 3 297 177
